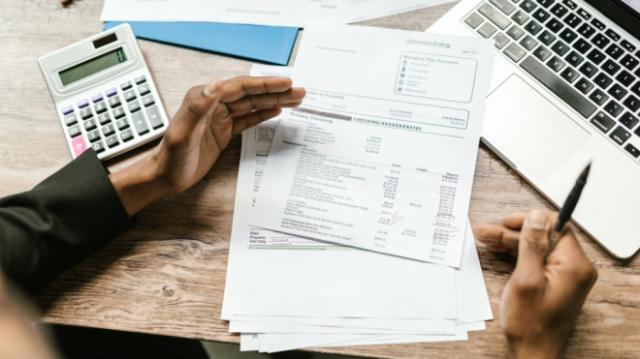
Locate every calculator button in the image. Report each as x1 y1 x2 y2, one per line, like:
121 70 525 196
68 125 81 138
61 106 74 115
92 94 104 103
87 129 101 143
131 111 150 135
106 87 118 97
128 100 141 113
98 113 111 125
84 118 97 131
108 96 121 108
94 101 108 114
124 89 137 102
145 105 165 129
106 135 120 148
64 113 78 126
138 83 151 96
135 76 147 85
79 107 93 120
121 81 133 91
112 107 126 119
102 123 115 137
116 118 130 130
141 94 155 107
120 128 134 142
77 99 90 108
92 141 105 154
71 136 88 157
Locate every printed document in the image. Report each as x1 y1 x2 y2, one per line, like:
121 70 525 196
251 26 493 267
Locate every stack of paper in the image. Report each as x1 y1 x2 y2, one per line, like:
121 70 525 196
222 26 495 353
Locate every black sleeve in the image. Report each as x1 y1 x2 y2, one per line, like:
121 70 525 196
0 150 134 293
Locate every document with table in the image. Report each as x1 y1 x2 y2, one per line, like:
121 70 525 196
221 25 494 353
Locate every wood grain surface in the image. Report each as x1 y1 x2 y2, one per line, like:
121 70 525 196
1 1 639 358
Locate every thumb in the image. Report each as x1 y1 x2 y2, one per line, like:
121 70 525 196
182 80 222 121
513 210 550 289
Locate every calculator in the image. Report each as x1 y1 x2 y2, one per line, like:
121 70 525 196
38 24 169 160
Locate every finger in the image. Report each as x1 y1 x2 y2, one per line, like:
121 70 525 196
512 210 551 290
220 76 294 102
474 224 520 252
503 212 527 230
232 108 283 135
176 80 222 123
227 88 306 117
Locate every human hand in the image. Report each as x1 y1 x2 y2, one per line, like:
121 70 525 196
474 210 598 359
110 76 305 216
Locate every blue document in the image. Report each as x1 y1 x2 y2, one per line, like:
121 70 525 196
103 21 298 65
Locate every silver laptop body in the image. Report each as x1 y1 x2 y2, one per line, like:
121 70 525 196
430 0 640 259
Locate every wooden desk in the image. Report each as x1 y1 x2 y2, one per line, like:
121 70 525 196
1 1 639 358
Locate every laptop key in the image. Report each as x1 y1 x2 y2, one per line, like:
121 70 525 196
610 126 631 145
532 8 550 23
477 22 498 38
563 13 582 28
591 111 615 132
605 29 621 42
575 78 594 94
537 30 556 45
551 41 570 56
536 0 554 8
589 89 609 106
507 25 526 40
479 4 512 29
632 82 640 97
591 33 610 49
465 13 485 28
624 144 640 158
565 51 584 67
550 3 568 17
520 0 538 13
547 56 566 72
572 38 592 54
608 84 628 100
624 95 640 112
604 100 624 117
559 28 578 43
520 56 596 118
579 62 597 78
620 54 639 71
504 42 527 61
562 0 577 10
605 44 624 60
524 20 543 35
520 35 539 50
576 23 595 39
594 73 613 89
616 71 636 87
561 67 580 83
621 40 636 53
601 60 621 76
620 112 640 130
576 8 591 20
511 10 530 25
534 45 553 61
590 18 605 31
490 0 517 14
545 17 564 33
494 32 511 49
587 49 605 65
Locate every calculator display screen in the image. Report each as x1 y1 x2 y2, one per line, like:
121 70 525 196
59 47 127 86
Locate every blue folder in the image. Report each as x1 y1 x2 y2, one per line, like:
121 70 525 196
103 21 299 65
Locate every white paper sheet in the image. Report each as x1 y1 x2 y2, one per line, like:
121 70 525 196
251 26 493 267
101 0 456 27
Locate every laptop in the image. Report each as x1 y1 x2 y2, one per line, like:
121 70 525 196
429 0 640 259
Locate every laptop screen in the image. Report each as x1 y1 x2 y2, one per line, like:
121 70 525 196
586 0 640 39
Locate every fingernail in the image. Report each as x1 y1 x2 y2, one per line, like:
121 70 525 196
526 210 548 230
202 80 221 98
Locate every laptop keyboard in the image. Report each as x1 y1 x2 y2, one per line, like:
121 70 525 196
464 0 640 161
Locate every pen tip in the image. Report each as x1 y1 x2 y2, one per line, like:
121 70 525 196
581 161 592 178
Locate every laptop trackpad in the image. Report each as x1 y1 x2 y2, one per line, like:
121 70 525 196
483 75 590 182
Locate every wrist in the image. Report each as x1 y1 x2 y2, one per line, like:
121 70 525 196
109 154 174 216
508 337 565 359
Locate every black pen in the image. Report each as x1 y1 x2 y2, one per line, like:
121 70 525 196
549 162 592 251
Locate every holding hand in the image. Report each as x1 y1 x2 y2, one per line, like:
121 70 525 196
474 210 598 359
111 76 305 215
